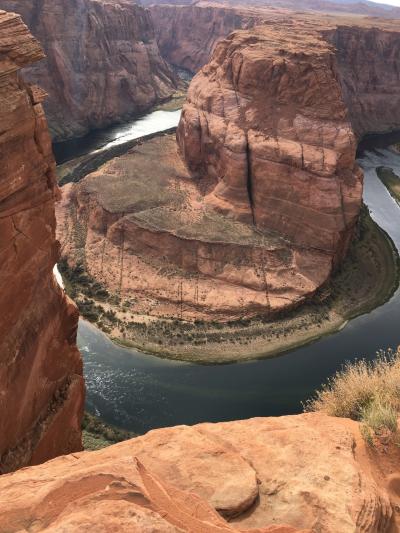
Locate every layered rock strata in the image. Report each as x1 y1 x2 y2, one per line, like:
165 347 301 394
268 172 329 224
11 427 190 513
326 26 400 137
177 24 363 264
146 0 400 19
150 4 263 72
0 414 397 532
60 18 374 321
0 10 84 473
0 0 178 140
59 133 337 320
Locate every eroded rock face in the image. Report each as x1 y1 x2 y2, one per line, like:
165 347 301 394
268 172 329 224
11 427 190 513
326 26 400 137
0 10 84 473
0 0 178 140
147 0 400 19
150 4 262 72
59 133 337 320
0 414 395 532
177 23 363 292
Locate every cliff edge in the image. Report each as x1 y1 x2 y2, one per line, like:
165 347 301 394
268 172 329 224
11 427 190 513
0 414 397 532
0 10 84 473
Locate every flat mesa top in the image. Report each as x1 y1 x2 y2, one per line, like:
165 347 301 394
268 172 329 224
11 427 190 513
80 134 287 248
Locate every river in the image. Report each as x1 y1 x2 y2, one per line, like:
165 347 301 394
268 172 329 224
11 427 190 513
55 111 400 435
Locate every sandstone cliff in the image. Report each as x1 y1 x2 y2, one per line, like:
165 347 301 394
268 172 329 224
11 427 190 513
0 0 178 141
150 4 263 72
177 23 363 263
146 0 400 19
0 10 84 473
326 26 400 137
0 414 398 532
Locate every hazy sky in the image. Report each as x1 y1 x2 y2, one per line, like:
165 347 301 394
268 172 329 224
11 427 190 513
371 0 400 5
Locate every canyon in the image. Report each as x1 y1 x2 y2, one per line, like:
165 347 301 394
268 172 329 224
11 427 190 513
2 3 400 533
0 0 178 140
150 0 400 109
57 10 400 343
0 11 84 473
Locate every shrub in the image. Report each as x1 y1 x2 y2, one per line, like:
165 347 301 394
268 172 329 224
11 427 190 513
305 348 400 441
361 398 398 435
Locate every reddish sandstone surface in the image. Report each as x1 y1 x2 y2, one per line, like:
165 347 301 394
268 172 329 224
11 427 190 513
0 0 178 140
0 414 398 532
56 10 400 324
0 10 84 473
59 134 339 320
177 23 363 262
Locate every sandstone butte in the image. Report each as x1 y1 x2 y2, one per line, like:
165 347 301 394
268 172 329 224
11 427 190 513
59 10 400 321
1 414 400 532
0 10 84 474
0 0 178 141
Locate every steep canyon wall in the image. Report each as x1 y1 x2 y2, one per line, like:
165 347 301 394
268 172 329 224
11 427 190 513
327 26 400 137
0 11 84 473
0 0 178 140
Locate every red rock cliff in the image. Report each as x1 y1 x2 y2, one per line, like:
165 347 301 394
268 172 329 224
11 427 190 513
0 0 178 141
326 26 400 137
0 10 84 473
150 3 263 72
177 23 363 271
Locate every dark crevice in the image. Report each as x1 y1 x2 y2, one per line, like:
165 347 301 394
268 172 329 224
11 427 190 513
245 133 256 226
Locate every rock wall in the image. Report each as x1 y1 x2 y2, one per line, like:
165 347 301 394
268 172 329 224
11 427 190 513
150 4 400 139
146 0 400 19
150 4 262 72
0 414 396 532
58 133 336 320
0 0 178 141
326 26 400 137
177 24 363 267
58 13 400 322
0 10 84 473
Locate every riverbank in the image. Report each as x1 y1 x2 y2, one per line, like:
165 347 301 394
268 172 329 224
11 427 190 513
377 166 400 206
60 207 399 364
82 412 136 450
57 126 178 186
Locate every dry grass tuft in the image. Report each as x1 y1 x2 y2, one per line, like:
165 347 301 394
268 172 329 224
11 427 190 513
305 348 400 442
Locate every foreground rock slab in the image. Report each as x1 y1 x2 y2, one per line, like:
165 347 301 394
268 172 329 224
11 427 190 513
0 10 84 473
0 414 397 532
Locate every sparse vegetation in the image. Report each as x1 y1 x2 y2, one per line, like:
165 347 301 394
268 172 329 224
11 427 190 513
59 205 399 363
305 348 400 444
82 412 136 450
377 166 400 205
